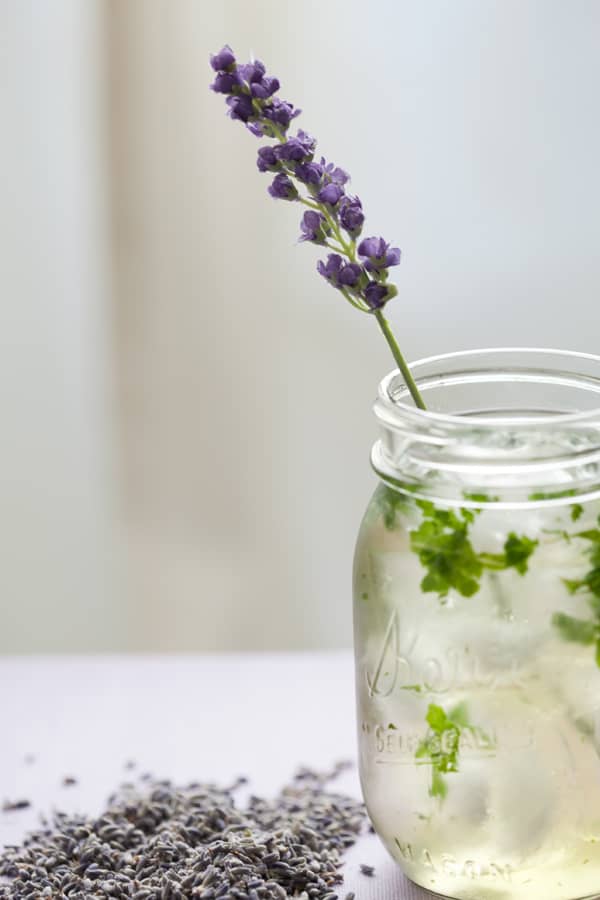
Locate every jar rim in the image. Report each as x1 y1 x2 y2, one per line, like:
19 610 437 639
372 347 600 504
377 346 600 429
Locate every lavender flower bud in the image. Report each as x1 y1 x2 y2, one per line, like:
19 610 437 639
263 99 301 129
317 253 344 284
277 142 308 162
257 146 280 172
364 282 390 310
318 183 344 206
226 94 255 124
268 173 299 200
317 254 364 290
294 162 323 186
338 263 364 287
299 211 329 244
321 160 349 185
358 237 401 272
210 71 241 94
239 60 266 83
210 45 235 71
276 131 316 162
339 196 365 237
251 76 280 99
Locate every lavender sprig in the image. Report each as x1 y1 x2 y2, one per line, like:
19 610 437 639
210 46 426 409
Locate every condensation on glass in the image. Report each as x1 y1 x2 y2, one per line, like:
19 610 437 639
354 349 600 900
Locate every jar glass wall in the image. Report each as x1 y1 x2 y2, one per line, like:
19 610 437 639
354 349 600 900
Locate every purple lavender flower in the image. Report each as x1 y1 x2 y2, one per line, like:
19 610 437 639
358 237 401 272
317 254 364 289
339 196 364 237
209 48 402 320
251 76 280 99
262 99 301 129
294 162 323 186
268 173 298 200
209 46 425 406
276 131 316 162
364 282 390 310
338 263 364 287
257 146 280 172
317 253 344 284
299 211 329 244
210 45 235 71
318 183 344 206
238 60 266 83
321 160 349 185
226 94 255 124
211 71 241 93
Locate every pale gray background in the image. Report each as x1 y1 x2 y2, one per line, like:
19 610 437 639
2 0 599 652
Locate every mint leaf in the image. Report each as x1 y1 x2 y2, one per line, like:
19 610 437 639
575 529 600 543
462 492 499 504
410 504 483 598
529 488 578 501
416 702 491 801
571 504 584 522
564 528 600 599
410 502 538 599
375 484 410 531
425 704 448 731
552 612 596 645
416 704 460 799
430 768 448 799
554 523 600 667
503 533 538 574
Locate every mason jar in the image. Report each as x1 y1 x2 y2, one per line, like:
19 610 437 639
353 348 600 900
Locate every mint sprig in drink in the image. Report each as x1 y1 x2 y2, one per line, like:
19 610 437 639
210 49 600 900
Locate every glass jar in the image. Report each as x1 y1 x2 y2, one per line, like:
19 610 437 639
353 349 600 900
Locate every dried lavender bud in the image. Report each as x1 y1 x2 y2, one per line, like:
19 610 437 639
61 776 77 787
360 863 375 877
0 767 366 900
2 799 31 812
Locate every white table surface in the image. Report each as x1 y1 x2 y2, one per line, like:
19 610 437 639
0 653 437 899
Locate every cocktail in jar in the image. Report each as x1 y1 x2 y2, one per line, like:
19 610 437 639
354 349 600 900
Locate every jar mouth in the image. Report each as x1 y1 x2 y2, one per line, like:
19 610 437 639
372 348 600 505
378 347 600 428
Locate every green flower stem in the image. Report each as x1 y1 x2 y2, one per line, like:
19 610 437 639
299 197 322 211
324 240 348 254
340 287 368 311
373 310 426 410
269 123 287 143
299 198 355 258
